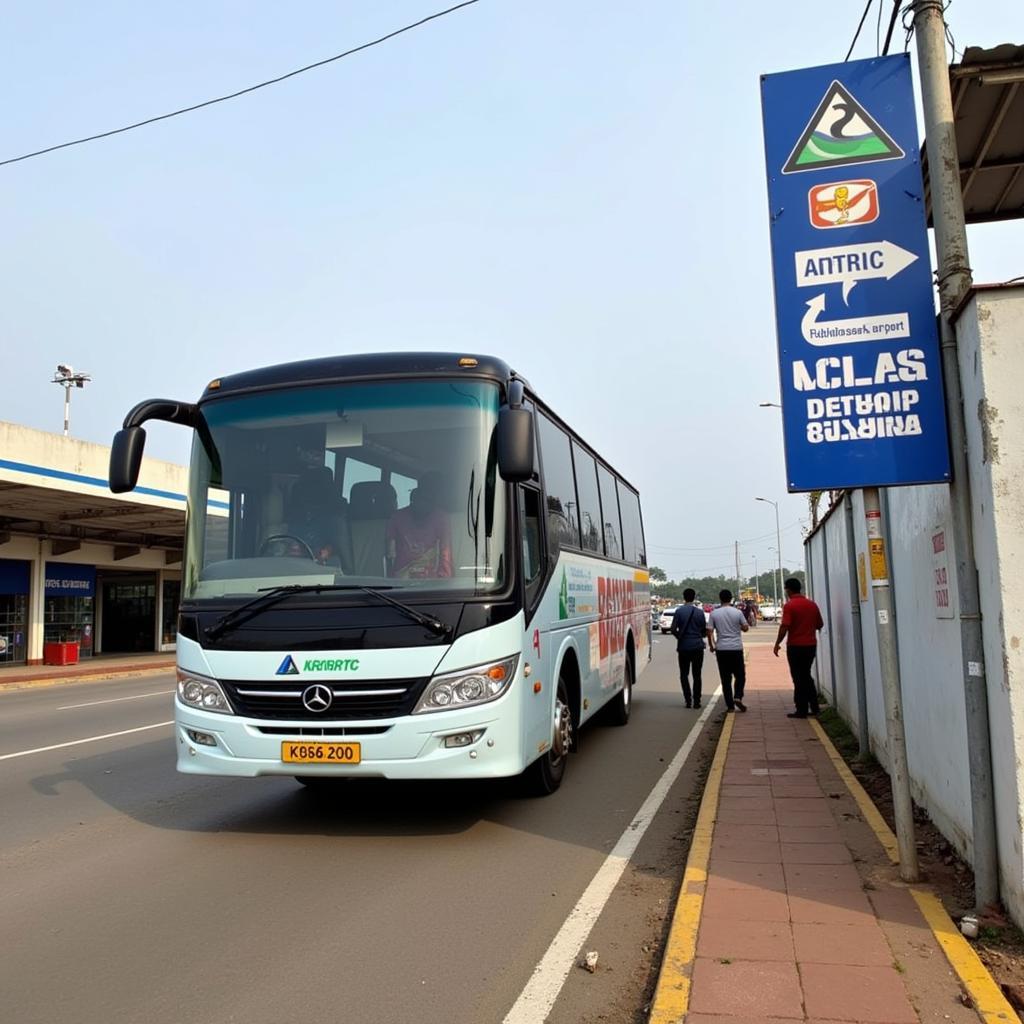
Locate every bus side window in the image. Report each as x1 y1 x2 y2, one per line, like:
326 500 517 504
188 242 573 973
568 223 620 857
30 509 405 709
520 486 545 612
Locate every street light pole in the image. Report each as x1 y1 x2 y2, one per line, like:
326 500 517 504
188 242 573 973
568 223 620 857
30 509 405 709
756 497 783 608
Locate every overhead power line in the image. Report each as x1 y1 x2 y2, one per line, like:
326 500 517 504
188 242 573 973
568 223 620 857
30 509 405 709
0 0 481 169
845 0 876 61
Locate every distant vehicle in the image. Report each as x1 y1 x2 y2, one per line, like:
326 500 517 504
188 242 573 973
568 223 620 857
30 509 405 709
760 603 780 622
659 607 679 633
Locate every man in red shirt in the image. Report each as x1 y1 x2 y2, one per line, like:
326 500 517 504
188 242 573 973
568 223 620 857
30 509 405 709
773 577 824 719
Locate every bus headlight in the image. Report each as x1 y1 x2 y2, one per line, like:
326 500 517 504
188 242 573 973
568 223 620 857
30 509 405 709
176 669 234 715
413 656 519 714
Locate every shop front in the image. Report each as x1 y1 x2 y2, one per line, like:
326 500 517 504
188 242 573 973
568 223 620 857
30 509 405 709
44 563 96 659
0 559 30 665
98 571 157 653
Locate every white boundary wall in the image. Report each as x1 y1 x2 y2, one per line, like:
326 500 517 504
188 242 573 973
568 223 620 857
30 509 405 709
805 285 1024 924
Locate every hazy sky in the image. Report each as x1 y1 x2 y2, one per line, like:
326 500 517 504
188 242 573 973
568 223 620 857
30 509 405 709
1 1 1019 583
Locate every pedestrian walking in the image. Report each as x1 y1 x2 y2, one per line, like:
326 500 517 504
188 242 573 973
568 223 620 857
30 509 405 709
772 577 824 718
707 589 749 712
670 588 706 709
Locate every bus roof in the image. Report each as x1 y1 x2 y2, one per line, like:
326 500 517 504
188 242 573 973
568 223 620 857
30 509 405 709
198 349 639 496
201 352 522 400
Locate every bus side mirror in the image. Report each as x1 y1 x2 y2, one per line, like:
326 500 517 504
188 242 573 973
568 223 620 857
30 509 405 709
497 407 534 482
110 427 146 493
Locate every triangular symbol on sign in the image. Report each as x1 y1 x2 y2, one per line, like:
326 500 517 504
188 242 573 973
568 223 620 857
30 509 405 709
276 655 300 676
782 80 904 174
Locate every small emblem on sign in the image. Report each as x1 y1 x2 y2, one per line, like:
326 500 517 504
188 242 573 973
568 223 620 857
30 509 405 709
276 655 300 676
808 179 879 229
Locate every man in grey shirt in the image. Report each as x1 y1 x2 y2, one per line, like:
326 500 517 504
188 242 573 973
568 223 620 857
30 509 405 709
707 589 749 712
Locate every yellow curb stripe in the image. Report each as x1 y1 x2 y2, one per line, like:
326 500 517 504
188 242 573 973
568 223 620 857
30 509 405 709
809 717 899 865
911 890 1016 1024
649 712 735 1024
810 718 1017 1024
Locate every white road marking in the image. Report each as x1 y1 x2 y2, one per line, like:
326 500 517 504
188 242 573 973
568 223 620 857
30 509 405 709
502 691 721 1024
57 690 174 711
0 721 174 761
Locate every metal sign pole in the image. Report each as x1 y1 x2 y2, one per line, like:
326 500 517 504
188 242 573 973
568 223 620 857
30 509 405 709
912 0 998 912
864 486 919 881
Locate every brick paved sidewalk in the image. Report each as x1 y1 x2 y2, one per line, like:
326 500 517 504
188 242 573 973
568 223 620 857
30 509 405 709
685 645 983 1024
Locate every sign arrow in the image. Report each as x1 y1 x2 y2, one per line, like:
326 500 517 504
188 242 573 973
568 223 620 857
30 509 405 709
801 293 911 346
794 240 918 302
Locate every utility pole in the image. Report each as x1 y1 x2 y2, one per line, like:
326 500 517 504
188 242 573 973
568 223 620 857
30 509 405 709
51 364 91 437
735 541 741 598
913 0 998 909
864 487 919 882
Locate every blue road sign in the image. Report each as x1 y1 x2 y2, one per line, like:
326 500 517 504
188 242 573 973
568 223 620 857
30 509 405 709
761 53 950 492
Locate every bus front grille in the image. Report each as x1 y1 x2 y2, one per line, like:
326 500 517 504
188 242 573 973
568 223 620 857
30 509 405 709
221 678 427 720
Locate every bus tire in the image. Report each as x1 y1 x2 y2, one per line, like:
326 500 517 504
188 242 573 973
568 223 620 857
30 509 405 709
605 655 633 727
523 676 572 796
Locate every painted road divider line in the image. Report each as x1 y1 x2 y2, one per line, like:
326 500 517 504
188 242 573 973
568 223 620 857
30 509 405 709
502 692 721 1024
57 690 174 710
810 717 1016 1024
0 721 174 761
648 709 734 1024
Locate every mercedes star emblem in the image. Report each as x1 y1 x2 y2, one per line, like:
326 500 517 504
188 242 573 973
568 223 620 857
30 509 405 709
301 683 334 713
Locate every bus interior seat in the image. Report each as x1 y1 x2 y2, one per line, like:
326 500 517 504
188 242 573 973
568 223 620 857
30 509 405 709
349 481 397 577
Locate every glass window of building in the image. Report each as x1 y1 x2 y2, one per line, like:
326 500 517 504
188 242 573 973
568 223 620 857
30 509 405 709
571 443 602 554
162 579 182 646
44 564 96 656
537 414 580 548
0 559 30 664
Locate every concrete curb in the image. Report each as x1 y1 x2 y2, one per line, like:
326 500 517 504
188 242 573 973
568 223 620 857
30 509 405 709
810 717 1017 1024
0 664 175 693
648 711 735 1024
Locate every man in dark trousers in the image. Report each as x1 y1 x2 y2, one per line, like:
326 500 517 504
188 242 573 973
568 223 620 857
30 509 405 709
708 589 749 712
671 589 706 709
773 577 824 718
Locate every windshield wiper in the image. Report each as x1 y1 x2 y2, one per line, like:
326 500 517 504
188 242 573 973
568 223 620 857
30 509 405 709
204 583 453 641
355 585 453 639
205 584 355 640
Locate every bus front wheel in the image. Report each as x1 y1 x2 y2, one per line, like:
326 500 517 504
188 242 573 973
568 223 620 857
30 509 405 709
523 676 573 796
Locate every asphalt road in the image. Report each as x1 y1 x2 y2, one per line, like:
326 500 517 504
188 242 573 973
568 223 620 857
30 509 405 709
0 634 734 1024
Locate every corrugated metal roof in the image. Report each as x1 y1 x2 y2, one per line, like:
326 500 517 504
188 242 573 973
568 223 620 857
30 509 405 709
922 43 1024 225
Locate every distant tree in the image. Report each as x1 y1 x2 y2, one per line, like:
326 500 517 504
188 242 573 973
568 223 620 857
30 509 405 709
649 566 668 583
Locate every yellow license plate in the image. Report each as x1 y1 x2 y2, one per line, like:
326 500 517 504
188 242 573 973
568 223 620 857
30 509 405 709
281 741 361 764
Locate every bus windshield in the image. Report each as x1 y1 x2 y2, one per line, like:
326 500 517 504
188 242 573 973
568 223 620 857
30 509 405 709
184 379 508 600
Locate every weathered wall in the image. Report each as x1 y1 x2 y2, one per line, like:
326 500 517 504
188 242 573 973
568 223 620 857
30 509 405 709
804 285 1024 921
956 285 1024 923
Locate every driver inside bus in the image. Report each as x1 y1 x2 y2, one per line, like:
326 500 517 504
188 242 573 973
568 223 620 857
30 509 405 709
277 466 350 568
386 472 453 579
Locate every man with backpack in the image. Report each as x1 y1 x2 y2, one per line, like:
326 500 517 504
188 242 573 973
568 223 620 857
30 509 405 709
671 589 707 709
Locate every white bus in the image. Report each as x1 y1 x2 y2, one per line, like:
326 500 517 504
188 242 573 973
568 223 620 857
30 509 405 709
110 353 650 793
